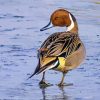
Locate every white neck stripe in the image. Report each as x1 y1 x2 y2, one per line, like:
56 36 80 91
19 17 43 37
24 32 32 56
67 13 74 31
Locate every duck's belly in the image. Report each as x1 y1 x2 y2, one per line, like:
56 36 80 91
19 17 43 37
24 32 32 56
54 44 86 72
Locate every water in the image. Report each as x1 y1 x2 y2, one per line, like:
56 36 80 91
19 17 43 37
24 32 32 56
0 0 100 99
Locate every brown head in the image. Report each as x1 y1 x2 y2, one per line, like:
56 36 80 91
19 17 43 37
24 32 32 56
40 9 78 33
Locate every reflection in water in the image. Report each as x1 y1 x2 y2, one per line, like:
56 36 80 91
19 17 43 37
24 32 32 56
58 87 69 100
40 86 69 100
41 87 46 100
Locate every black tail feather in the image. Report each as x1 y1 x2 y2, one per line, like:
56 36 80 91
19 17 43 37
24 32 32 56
27 72 36 80
27 59 40 80
27 57 59 80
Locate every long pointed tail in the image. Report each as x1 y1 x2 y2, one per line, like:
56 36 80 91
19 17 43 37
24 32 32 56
27 59 40 80
27 57 59 80
27 72 35 80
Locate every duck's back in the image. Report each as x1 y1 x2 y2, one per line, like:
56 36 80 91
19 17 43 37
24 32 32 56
39 31 82 58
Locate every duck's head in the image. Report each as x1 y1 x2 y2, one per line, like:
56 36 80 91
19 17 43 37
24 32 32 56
40 9 78 33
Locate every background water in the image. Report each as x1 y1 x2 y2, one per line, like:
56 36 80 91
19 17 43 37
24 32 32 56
0 0 100 99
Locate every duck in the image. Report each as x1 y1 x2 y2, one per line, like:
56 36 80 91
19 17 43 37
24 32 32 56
28 9 86 86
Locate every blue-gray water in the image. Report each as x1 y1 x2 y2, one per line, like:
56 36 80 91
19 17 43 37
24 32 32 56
0 0 100 99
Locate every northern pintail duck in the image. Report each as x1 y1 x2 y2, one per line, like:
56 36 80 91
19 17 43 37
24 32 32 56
29 9 86 86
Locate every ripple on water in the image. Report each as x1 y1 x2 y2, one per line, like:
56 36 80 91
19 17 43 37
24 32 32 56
0 0 100 99
0 14 25 19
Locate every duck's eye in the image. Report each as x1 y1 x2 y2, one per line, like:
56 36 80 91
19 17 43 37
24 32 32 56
55 17 59 20
55 16 64 20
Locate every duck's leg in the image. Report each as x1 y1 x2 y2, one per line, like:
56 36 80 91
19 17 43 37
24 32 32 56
58 72 66 86
39 72 53 87
39 72 47 85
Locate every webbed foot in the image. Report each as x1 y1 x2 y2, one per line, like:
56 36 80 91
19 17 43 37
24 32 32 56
39 81 53 88
58 83 73 87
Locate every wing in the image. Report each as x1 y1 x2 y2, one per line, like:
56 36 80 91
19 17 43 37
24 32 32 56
39 32 81 58
28 32 82 78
